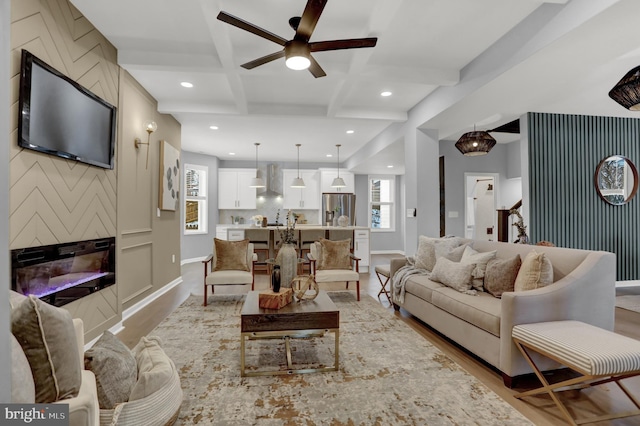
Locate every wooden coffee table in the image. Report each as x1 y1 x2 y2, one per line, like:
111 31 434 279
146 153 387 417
240 290 339 377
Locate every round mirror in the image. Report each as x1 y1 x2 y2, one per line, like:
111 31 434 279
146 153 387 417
594 155 638 205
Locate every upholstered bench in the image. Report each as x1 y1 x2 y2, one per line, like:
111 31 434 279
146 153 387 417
512 320 640 425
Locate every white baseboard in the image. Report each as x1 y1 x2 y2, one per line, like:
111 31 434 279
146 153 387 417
616 280 640 288
371 250 405 255
86 276 183 349
181 256 207 266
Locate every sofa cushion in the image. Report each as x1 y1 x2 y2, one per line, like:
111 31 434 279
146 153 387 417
460 246 497 291
515 250 554 292
11 334 35 403
404 275 445 303
318 238 351 270
9 290 28 310
484 255 522 298
84 331 138 409
431 288 502 337
11 295 81 403
214 238 249 271
130 336 174 401
429 257 475 293
414 236 463 271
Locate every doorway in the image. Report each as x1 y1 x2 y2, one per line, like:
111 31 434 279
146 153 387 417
464 173 498 241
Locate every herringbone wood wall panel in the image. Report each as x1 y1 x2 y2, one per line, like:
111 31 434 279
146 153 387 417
10 0 119 333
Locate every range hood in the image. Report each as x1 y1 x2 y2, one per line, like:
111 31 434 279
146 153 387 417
257 164 282 197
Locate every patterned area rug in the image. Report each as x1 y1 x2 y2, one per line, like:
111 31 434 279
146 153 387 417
616 295 640 313
149 292 532 425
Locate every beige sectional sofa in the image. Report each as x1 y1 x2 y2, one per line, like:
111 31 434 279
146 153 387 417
390 240 616 386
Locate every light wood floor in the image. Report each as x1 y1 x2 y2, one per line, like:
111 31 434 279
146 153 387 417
116 255 640 425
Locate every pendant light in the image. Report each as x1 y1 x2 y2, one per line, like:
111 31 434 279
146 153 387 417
455 126 496 156
609 65 640 110
291 143 306 188
249 143 265 188
331 144 346 188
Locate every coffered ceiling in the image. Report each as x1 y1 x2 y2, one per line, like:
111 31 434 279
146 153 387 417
70 0 640 174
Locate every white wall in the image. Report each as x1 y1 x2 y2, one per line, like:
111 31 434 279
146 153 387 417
1 0 10 402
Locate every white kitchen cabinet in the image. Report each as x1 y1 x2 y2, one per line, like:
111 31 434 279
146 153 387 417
282 169 320 209
353 229 370 272
218 169 257 209
319 169 355 193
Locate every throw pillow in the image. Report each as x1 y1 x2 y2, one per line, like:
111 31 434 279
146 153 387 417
440 243 469 263
429 257 475 293
11 295 81 403
319 238 351 270
11 334 35 403
84 331 138 409
460 246 497 291
129 336 175 401
414 236 463 271
214 238 249 272
484 255 522 298
514 251 554 292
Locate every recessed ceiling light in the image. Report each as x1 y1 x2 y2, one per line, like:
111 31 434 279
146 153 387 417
380 91 392 97
326 154 333 157
387 165 394 168
209 125 218 130
229 152 236 156
346 130 354 134
180 82 193 88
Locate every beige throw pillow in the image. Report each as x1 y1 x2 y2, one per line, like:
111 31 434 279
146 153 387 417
129 336 175 401
11 296 81 403
514 251 554 292
319 238 351 270
414 236 463 271
429 257 475 293
484 255 522 298
460 246 497 291
214 238 249 271
84 331 138 409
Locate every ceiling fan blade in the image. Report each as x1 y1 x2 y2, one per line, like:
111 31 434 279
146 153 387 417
308 54 326 78
310 37 378 52
241 50 286 70
296 0 327 41
217 11 287 46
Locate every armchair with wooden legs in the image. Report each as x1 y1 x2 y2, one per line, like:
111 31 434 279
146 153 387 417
308 239 360 301
202 239 256 306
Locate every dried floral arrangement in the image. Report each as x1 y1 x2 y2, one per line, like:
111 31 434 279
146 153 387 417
510 208 529 243
275 209 297 246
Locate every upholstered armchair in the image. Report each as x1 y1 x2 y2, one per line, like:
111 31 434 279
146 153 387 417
202 239 256 306
308 238 360 301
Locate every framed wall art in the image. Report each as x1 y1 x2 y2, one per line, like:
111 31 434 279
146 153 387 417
159 140 180 211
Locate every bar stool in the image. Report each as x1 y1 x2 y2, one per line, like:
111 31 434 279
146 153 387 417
245 228 270 273
375 264 391 302
298 229 326 271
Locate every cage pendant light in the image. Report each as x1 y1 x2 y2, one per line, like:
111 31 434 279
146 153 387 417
249 143 265 188
291 143 306 188
331 144 346 188
455 125 496 156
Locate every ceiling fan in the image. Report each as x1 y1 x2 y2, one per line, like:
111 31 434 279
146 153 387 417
217 0 377 78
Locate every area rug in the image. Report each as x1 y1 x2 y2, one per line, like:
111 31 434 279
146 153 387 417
616 295 640 313
149 292 532 425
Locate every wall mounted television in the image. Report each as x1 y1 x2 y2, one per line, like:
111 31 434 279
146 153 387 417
18 50 117 169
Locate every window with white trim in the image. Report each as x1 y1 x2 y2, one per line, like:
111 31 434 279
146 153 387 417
184 164 208 234
369 176 395 231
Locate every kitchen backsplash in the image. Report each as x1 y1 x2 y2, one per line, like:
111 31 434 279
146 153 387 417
220 195 319 225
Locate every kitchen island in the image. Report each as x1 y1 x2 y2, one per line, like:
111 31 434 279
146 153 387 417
215 224 370 272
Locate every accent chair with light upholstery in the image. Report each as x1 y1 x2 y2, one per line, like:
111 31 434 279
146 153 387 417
308 238 360 301
202 239 256 306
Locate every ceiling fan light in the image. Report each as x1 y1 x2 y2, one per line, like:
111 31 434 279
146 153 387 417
286 55 311 70
285 40 311 70
291 177 306 188
249 177 265 188
331 177 346 188
609 65 640 110
455 131 496 156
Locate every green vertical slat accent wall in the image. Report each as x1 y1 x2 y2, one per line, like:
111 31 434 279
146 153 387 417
527 112 640 280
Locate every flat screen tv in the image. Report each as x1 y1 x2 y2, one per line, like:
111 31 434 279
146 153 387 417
18 50 117 169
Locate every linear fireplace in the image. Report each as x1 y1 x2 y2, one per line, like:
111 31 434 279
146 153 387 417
11 237 116 307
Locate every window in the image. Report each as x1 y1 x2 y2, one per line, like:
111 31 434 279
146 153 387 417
369 176 395 231
184 164 208 234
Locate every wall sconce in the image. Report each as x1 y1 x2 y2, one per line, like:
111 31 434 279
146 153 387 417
134 120 157 169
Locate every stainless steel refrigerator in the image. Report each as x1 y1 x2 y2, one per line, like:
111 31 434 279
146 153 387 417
322 193 356 226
